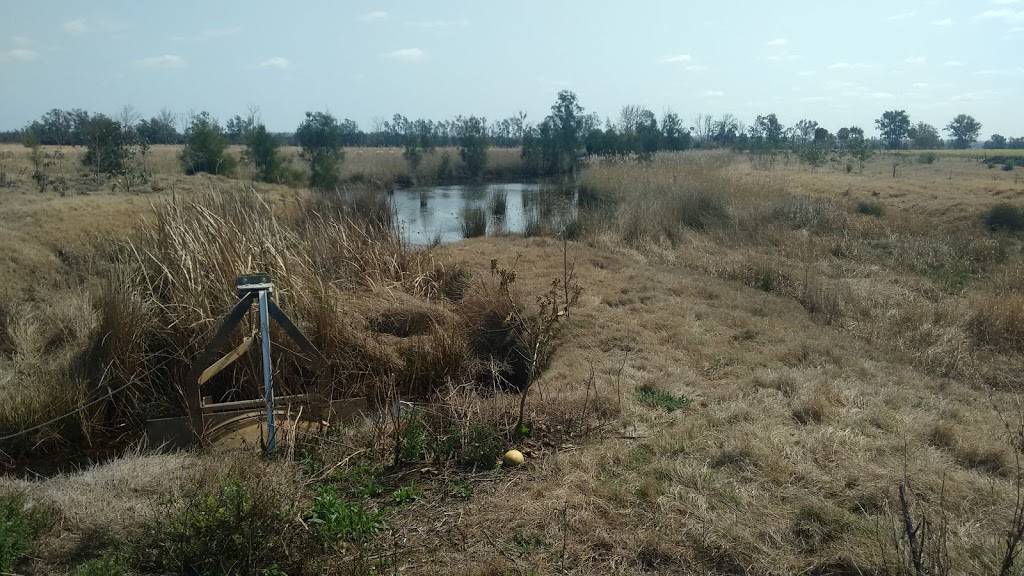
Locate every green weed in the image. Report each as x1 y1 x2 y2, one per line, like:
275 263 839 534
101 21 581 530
390 485 422 506
0 494 51 572
74 550 131 576
635 385 692 413
310 485 383 543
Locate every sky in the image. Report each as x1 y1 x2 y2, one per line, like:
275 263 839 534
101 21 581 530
1 1 1023 139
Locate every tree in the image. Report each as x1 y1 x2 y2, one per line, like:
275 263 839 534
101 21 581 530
985 134 1008 150
846 126 873 172
908 122 942 149
661 112 691 151
294 111 344 190
243 124 282 183
836 127 851 152
875 110 911 150
402 119 435 172
633 109 661 159
794 119 818 145
456 115 489 178
944 114 982 150
547 90 587 174
180 112 234 175
752 114 784 147
82 114 133 176
137 113 180 145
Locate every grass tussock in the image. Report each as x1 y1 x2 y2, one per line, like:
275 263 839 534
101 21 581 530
460 205 488 238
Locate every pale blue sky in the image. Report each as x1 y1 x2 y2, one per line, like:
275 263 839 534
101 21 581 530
2 1 1022 138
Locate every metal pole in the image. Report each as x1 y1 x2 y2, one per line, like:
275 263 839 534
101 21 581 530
258 289 276 452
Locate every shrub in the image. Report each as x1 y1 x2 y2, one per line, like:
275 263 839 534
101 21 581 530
82 115 133 176
460 206 488 238
458 423 503 470
242 124 283 183
983 203 1024 231
180 113 235 176
0 494 51 572
1004 161 1015 172
154 477 294 575
855 199 884 218
917 152 938 164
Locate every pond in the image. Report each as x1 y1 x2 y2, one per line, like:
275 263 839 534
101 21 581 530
390 182 578 245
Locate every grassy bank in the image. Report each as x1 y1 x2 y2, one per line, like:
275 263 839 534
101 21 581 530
3 148 1024 573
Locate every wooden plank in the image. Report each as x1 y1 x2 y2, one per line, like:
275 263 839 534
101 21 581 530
198 335 254 386
202 394 314 414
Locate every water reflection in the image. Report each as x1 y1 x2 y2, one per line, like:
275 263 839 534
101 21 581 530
392 182 577 245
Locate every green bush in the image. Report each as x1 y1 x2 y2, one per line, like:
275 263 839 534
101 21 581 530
82 115 133 176
1004 161 1015 172
243 124 283 183
0 494 50 572
180 113 235 176
917 152 939 164
984 203 1024 231
310 485 383 543
855 199 884 218
155 477 292 575
458 424 503 470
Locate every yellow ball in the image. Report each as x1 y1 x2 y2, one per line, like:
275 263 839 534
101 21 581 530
503 449 525 467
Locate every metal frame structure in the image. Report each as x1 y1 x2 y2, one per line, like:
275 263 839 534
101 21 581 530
146 273 352 451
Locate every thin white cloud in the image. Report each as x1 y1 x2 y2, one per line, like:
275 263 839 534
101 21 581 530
406 19 469 28
357 11 388 22
62 19 88 34
0 48 39 63
704 90 724 98
257 57 289 69
761 54 801 62
975 8 1024 22
912 82 929 89
661 54 692 63
11 36 31 46
976 68 1012 75
931 18 953 27
868 92 895 99
992 0 1021 5
766 38 787 46
797 69 817 76
799 96 832 102
383 48 425 62
905 56 926 64
684 64 708 71
138 54 186 69
944 60 966 66
827 62 871 70
951 90 999 102
886 10 917 21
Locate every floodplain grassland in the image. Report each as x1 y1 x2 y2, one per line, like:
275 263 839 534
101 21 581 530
1 144 1024 574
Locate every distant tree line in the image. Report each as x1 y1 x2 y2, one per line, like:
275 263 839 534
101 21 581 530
3 95 1019 190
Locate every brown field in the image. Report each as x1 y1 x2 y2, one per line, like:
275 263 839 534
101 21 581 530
2 145 1024 574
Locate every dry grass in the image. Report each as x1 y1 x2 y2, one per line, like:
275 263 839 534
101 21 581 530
3 148 1024 574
